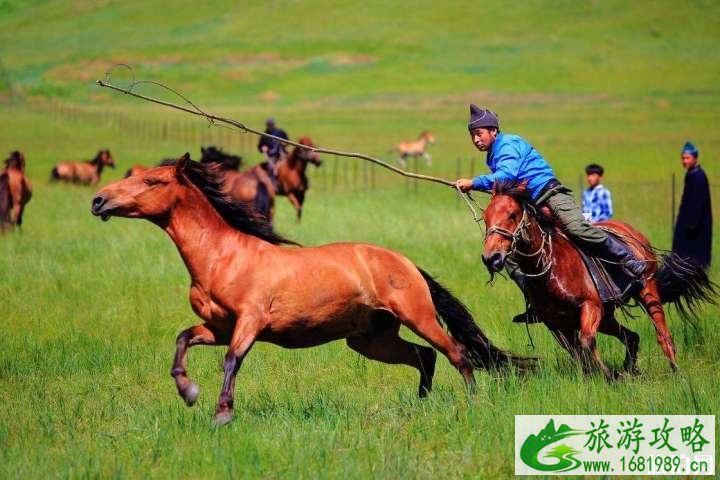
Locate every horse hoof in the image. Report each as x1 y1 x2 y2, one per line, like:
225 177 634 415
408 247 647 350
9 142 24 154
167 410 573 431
183 382 199 406
213 411 233 427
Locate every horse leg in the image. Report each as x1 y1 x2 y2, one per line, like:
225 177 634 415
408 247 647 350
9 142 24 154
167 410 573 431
579 302 614 381
171 323 227 406
550 327 582 362
598 314 640 375
423 152 431 167
286 192 302 221
346 315 437 397
392 305 476 389
214 318 259 426
638 281 678 371
397 155 407 168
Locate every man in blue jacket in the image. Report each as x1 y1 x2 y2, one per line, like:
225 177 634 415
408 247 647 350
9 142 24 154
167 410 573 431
456 105 646 322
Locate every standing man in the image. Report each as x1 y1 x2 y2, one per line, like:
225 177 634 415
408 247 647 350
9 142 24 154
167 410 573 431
582 163 613 222
673 141 712 268
455 105 646 322
257 118 289 175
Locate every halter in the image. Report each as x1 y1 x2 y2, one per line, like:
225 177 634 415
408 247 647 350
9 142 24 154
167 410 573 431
485 207 553 278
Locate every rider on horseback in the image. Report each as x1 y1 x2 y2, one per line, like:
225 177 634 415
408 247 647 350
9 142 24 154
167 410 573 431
257 118 289 180
456 105 647 323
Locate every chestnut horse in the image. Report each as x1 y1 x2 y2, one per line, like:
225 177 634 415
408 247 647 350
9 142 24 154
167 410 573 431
91 155 533 425
482 182 716 380
274 136 321 221
51 149 115 185
0 151 32 232
391 131 435 168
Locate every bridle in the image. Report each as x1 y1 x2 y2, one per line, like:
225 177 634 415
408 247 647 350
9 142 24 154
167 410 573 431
485 206 553 278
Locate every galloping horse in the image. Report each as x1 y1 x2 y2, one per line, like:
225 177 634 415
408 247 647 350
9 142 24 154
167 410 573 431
91 154 533 425
481 181 716 380
274 136 321 221
51 149 115 185
0 151 32 232
391 131 435 168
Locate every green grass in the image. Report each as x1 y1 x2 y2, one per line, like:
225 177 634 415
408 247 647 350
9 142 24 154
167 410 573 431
1 1 720 478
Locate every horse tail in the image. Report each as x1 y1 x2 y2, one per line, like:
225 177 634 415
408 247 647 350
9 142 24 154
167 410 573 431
254 181 272 222
50 166 60 181
656 252 717 321
417 267 537 371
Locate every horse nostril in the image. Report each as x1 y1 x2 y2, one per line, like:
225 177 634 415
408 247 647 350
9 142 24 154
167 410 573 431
92 195 105 211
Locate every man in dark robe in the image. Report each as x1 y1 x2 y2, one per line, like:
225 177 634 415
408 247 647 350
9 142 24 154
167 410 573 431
673 141 712 268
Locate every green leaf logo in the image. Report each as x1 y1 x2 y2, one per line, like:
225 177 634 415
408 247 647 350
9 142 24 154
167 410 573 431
520 419 584 472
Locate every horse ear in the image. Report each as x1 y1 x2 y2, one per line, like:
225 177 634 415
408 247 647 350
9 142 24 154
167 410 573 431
175 152 191 178
518 179 529 192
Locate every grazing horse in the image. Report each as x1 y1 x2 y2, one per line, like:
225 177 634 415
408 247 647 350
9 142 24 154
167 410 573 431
482 181 716 380
91 154 534 425
51 149 115 185
0 151 32 232
274 136 321 221
391 131 435 168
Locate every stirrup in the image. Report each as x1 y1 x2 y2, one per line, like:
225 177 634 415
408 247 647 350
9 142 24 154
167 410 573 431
512 310 541 324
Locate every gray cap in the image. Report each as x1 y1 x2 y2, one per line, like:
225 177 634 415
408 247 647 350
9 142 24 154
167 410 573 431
468 104 499 131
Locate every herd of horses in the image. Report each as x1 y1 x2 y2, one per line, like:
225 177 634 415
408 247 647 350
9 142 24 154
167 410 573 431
3 125 715 426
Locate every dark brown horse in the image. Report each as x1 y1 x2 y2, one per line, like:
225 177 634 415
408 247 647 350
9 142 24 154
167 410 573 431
51 149 115 185
274 136 321 221
91 154 533 425
482 181 715 380
0 151 32 232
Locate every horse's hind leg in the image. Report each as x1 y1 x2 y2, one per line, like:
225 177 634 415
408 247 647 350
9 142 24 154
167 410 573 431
638 281 678 371
347 314 437 397
171 324 227 406
392 304 476 389
599 314 640 375
579 302 614 381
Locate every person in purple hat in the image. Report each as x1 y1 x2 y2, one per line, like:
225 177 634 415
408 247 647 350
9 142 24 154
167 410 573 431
456 105 647 323
257 118 289 175
673 141 712 268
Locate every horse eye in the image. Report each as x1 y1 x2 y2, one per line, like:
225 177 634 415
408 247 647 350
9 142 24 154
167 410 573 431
144 178 160 186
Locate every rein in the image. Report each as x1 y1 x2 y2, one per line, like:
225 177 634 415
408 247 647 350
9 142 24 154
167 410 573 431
485 207 553 278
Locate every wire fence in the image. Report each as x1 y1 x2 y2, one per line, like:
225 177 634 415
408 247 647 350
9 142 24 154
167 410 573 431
39 102 717 237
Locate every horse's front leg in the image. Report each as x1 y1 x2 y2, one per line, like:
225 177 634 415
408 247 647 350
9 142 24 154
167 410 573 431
171 323 226 406
579 302 614 381
286 192 302 221
214 315 260 426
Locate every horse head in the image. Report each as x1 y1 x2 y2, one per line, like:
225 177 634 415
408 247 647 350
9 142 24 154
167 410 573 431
201 146 242 170
482 180 533 273
420 131 435 145
92 153 192 224
291 137 321 168
5 151 25 171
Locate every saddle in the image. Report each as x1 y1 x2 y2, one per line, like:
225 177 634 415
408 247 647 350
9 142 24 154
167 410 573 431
536 206 638 307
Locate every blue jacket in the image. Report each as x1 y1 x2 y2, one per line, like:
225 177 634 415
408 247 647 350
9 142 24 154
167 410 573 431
471 133 557 200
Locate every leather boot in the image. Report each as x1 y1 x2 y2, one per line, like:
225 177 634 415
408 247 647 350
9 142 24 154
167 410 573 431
594 235 647 278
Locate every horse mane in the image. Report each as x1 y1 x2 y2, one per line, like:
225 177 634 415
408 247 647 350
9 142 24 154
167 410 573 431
492 180 533 204
179 158 298 246
5 151 25 171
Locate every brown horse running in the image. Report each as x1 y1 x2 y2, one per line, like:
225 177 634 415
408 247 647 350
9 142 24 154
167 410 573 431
91 154 533 425
391 131 435 168
0 151 32 232
274 136 321 221
482 182 716 380
51 149 115 185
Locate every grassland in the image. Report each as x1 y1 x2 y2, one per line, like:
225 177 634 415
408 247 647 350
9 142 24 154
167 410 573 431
1 1 719 478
